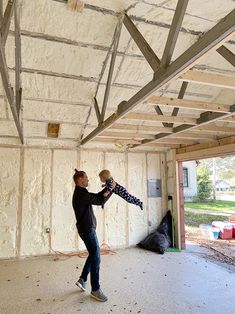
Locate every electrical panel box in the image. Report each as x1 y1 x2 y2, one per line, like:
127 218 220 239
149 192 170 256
147 179 162 198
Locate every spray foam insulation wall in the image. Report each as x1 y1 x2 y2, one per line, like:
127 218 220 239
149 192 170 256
51 150 78 252
21 149 52 256
0 147 166 258
0 149 20 257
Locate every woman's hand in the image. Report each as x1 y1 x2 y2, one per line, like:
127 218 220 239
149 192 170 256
103 191 110 197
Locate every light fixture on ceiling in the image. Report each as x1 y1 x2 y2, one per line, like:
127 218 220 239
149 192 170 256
47 123 60 138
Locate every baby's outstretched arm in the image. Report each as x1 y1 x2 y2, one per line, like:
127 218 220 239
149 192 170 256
106 178 116 192
103 180 116 197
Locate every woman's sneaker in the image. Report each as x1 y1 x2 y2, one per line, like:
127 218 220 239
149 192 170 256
75 277 86 291
90 289 108 302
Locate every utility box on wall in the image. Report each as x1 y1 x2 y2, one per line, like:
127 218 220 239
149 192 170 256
147 179 162 197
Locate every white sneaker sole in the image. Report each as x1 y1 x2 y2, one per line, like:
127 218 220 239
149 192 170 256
90 293 108 302
75 282 86 292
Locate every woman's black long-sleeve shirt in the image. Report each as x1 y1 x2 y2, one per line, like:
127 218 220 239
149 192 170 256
72 185 106 234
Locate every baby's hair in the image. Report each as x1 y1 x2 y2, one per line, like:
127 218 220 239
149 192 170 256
99 169 111 180
73 169 85 184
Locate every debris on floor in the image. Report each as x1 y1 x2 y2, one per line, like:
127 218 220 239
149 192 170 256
186 227 235 265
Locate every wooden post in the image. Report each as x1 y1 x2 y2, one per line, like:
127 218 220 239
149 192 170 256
178 161 185 249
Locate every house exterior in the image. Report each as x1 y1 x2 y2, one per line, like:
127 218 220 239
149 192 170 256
216 180 231 191
182 161 197 201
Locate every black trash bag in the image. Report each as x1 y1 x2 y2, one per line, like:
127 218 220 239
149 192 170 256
137 210 172 254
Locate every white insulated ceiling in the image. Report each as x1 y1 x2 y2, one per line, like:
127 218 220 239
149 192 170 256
0 0 235 150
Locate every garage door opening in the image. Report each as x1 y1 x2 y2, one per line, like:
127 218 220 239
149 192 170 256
178 156 235 263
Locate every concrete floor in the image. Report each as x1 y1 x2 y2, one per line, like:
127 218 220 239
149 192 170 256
0 246 234 314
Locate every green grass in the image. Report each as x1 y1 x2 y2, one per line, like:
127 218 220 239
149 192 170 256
185 211 228 227
184 200 235 212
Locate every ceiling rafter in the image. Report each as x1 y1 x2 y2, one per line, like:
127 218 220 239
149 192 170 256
98 131 155 140
14 0 22 115
189 125 235 133
155 0 188 128
100 18 123 123
0 0 23 143
176 135 235 160
79 16 123 140
168 81 188 128
145 96 231 113
134 106 235 148
180 69 235 89
1 0 15 44
90 137 179 148
123 13 160 72
81 8 235 146
123 112 198 125
160 0 189 69
217 45 235 67
110 124 173 133
154 106 169 128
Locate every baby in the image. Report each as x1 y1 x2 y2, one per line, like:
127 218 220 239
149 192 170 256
99 169 143 210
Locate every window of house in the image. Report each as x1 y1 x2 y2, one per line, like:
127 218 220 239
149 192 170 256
183 168 189 188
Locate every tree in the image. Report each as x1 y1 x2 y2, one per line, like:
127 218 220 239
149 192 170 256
196 166 212 201
199 156 235 182
218 156 235 181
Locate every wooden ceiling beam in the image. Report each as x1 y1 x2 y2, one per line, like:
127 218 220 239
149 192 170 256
91 138 141 144
194 124 235 133
134 108 235 147
180 70 235 89
0 0 23 143
123 13 160 71
98 131 155 139
155 138 198 145
171 132 217 140
110 123 173 133
81 9 235 146
217 45 235 67
124 112 197 124
145 95 231 113
160 0 189 68
143 143 179 148
176 135 235 155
